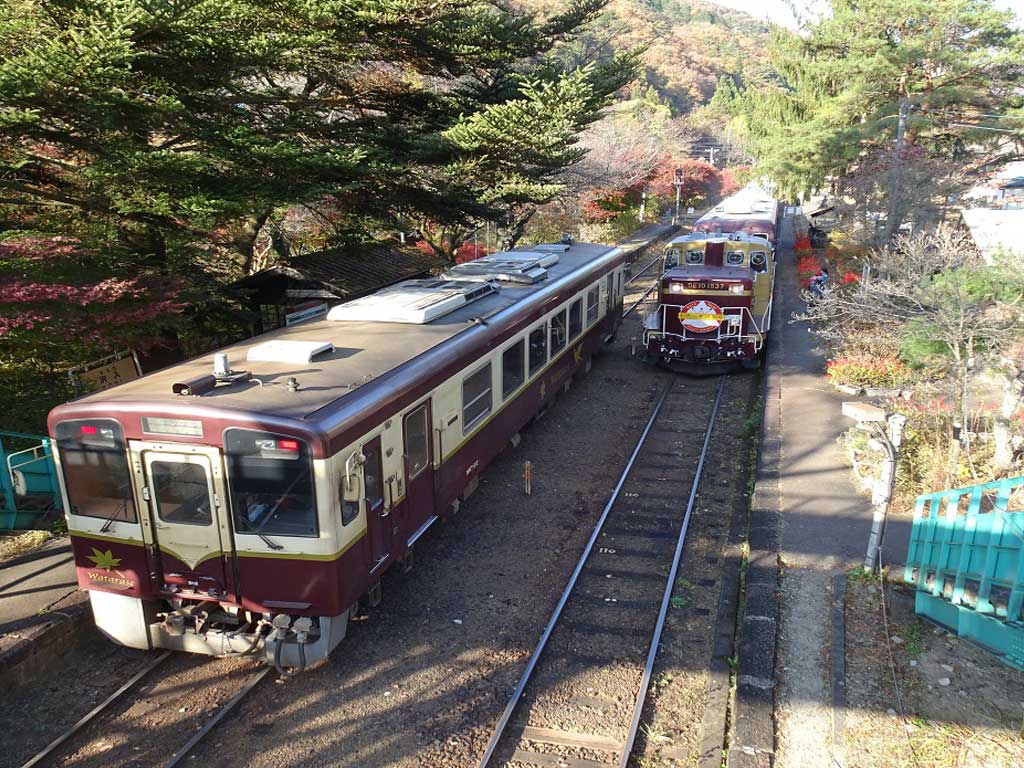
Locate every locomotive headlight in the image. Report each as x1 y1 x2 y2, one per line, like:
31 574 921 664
668 283 684 293
729 284 745 295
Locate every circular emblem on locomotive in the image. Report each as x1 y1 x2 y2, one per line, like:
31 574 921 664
678 300 725 333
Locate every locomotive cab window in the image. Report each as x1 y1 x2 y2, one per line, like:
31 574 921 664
569 298 583 339
55 420 136 523
664 249 680 268
750 251 768 272
726 251 746 266
529 323 548 375
462 363 492 434
551 309 568 355
502 340 525 399
225 429 318 538
586 287 599 326
686 250 704 265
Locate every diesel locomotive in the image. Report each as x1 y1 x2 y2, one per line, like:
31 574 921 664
642 184 780 369
48 241 629 672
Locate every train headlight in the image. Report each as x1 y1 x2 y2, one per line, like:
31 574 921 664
668 283 684 293
729 284 745 295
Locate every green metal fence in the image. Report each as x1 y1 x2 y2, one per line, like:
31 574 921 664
0 431 62 529
904 476 1024 670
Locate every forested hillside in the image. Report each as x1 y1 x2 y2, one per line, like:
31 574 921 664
523 0 770 113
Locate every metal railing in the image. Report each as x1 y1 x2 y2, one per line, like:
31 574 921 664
904 475 1024 669
643 294 773 351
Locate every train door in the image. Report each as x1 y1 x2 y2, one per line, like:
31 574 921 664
131 442 233 599
403 400 435 537
605 273 615 313
362 436 390 572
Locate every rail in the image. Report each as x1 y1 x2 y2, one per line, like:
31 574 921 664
18 653 270 768
476 376 725 767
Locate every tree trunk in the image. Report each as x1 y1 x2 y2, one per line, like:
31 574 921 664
993 371 1022 472
237 210 272 275
502 208 536 250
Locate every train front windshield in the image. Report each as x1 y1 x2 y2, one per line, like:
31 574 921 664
55 420 137 523
225 429 318 538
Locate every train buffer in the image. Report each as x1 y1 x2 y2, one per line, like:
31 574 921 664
904 475 1024 670
0 431 62 530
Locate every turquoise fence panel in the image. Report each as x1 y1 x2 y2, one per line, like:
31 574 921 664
904 476 1024 670
0 431 62 530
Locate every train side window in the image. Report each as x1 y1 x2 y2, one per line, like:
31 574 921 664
569 298 583 338
405 404 431 477
529 323 547 375
726 250 746 266
502 339 526 399
551 309 568 355
341 498 359 525
586 287 599 326
685 250 704 265
462 364 492 434
363 441 384 508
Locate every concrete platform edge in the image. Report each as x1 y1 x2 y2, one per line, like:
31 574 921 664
727 276 784 768
0 595 92 690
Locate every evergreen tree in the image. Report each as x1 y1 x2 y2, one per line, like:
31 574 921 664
722 0 1023 229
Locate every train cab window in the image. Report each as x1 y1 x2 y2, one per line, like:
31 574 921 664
664 249 680 268
529 324 547 375
54 420 136 523
151 461 212 526
502 340 526 399
551 309 568 355
586 287 599 326
685 250 704 265
569 298 583 339
750 251 768 272
462 363 492 434
726 251 746 266
405 405 430 478
225 429 318 538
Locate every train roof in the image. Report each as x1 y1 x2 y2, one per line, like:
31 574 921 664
667 232 771 247
54 242 620 428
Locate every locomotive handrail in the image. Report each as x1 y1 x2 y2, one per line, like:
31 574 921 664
653 302 767 348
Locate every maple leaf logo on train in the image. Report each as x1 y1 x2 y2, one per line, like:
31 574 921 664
87 548 121 571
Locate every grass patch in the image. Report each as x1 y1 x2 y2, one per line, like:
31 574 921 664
0 529 52 562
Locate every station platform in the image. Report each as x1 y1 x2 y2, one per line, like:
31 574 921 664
0 537 87 688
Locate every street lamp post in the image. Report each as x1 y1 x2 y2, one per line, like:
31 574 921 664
842 402 907 573
673 168 684 225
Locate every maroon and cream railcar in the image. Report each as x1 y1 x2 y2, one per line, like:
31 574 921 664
48 242 628 671
692 190 779 245
642 184 780 369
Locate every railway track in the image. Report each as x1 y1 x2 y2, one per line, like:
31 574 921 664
18 652 269 768
477 375 726 768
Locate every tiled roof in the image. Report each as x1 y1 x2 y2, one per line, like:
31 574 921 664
960 208 1024 263
234 242 446 299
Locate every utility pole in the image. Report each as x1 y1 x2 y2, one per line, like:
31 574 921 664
882 95 911 245
708 147 717 167
672 168 684 225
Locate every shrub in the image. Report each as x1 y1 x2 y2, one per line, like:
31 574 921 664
826 355 912 388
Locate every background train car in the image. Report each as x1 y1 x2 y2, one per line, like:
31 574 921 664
641 184 780 369
47 242 628 672
692 184 779 246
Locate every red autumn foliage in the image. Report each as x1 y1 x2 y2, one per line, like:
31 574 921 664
582 187 631 223
455 242 491 263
